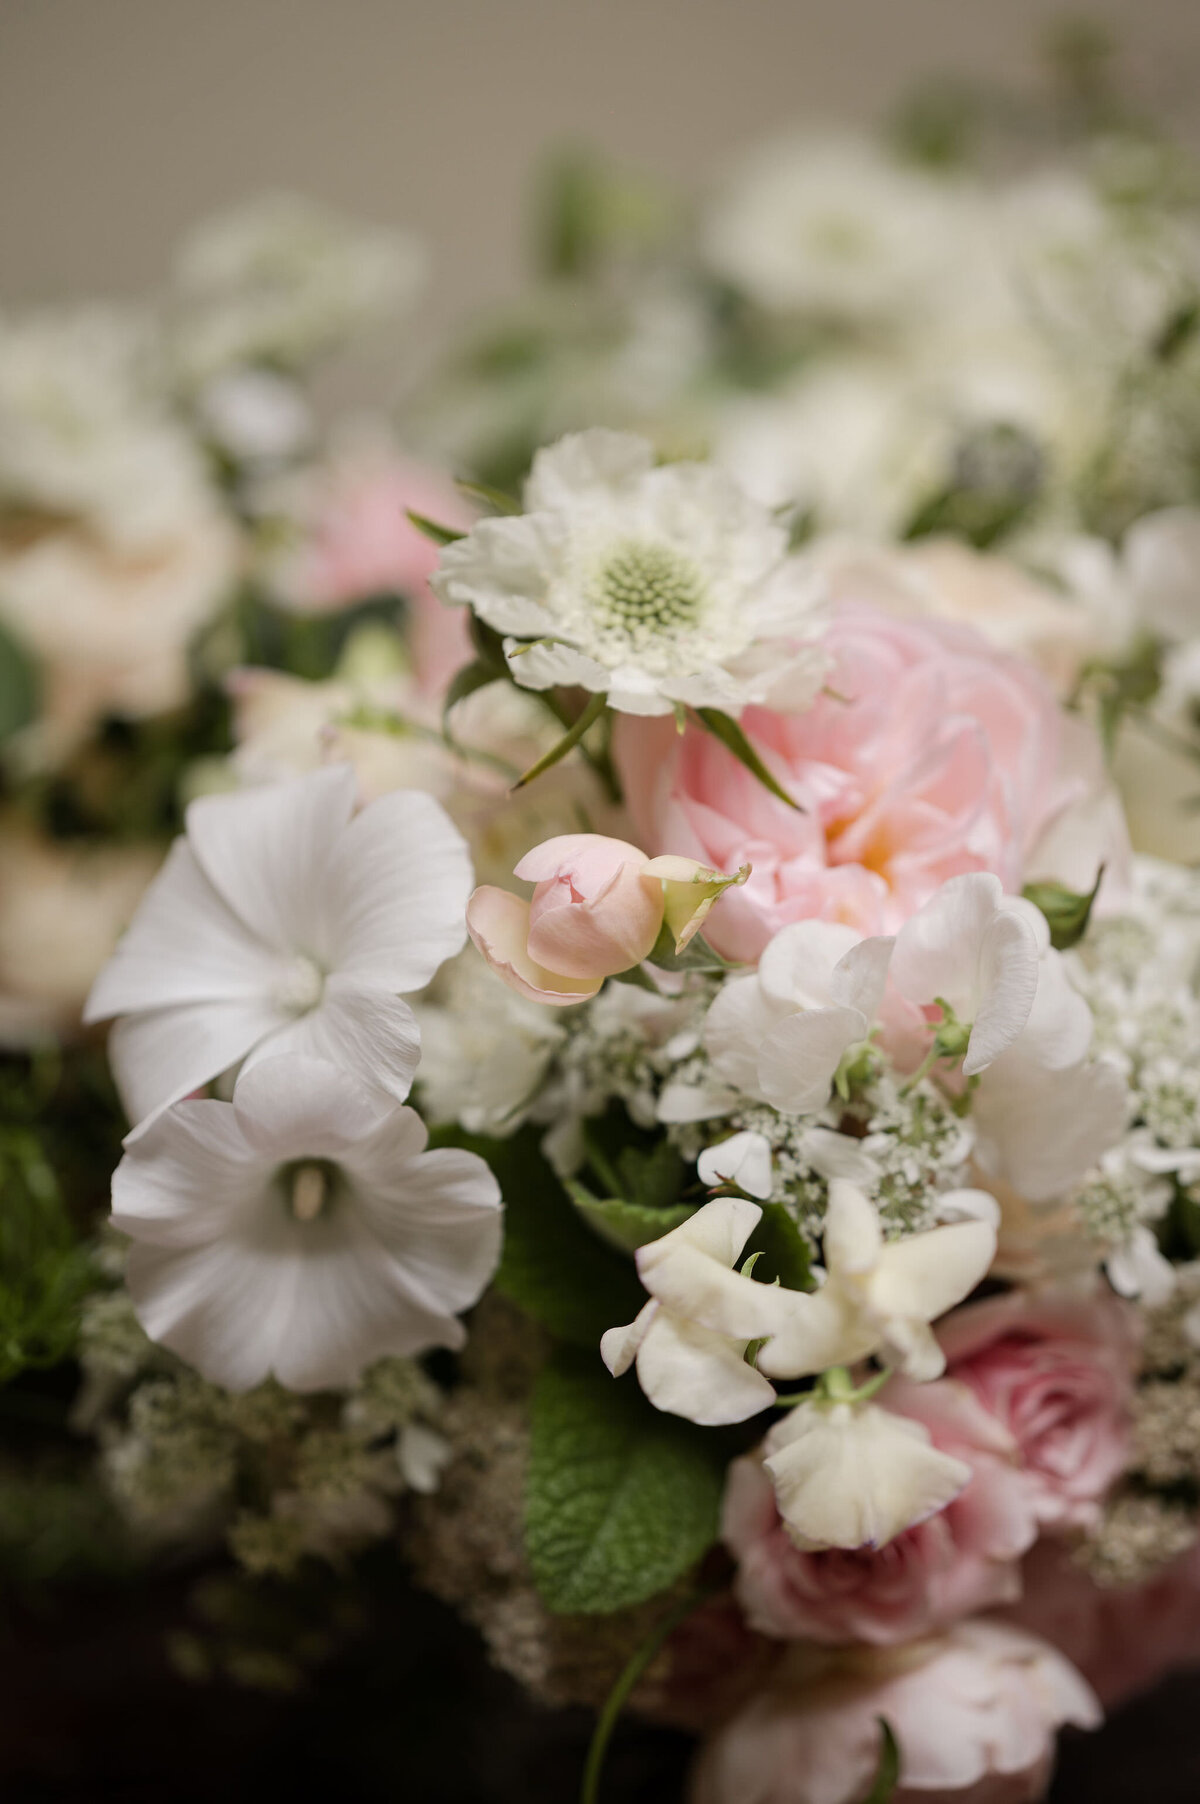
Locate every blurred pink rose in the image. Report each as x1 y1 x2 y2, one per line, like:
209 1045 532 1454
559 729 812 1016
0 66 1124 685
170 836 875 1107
1005 1536 1200 1711
278 452 471 695
689 1620 1100 1804
614 603 1123 962
723 1378 1033 1647
938 1289 1137 1532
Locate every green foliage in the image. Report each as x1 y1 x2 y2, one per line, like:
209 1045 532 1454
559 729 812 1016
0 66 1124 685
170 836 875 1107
902 423 1044 549
434 1125 644 1345
1073 633 1164 760
512 691 607 790
742 1200 814 1292
859 1719 901 1804
0 618 39 742
525 1347 724 1613
695 707 801 810
0 1124 96 1384
1022 866 1104 950
567 1184 696 1254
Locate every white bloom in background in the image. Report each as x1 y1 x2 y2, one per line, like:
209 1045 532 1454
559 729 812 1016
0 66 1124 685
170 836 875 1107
601 1197 793 1425
696 1130 774 1200
196 367 313 464
432 429 826 717
85 764 471 1125
891 874 1044 1076
705 921 893 1113
762 1398 970 1551
415 950 565 1137
111 1055 502 1391
759 1179 997 1383
171 192 428 382
972 1054 1128 1205
702 134 975 320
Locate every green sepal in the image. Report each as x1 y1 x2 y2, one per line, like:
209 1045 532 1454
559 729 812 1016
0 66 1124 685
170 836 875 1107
1022 865 1104 951
405 508 466 547
512 691 607 791
524 1347 724 1614
645 921 735 975
694 708 801 811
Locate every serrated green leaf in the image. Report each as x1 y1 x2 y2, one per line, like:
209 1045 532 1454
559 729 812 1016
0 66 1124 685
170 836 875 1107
525 1348 723 1613
859 1719 901 1804
742 1201 814 1292
695 708 800 811
568 1183 696 1254
430 1125 643 1344
406 508 465 548
0 619 39 741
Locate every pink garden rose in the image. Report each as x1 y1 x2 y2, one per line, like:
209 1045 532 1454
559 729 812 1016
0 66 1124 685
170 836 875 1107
689 1621 1100 1804
614 602 1124 962
722 1377 1034 1647
938 1288 1137 1532
1005 1535 1200 1712
275 450 471 695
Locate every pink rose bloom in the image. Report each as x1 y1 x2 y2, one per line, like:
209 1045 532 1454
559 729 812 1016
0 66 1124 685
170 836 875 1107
614 602 1123 962
723 1378 1034 1647
689 1620 1100 1804
1005 1536 1200 1711
278 452 471 695
938 1289 1137 1532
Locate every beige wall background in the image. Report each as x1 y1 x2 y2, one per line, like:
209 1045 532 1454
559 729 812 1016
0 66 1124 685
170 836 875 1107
3 0 1200 335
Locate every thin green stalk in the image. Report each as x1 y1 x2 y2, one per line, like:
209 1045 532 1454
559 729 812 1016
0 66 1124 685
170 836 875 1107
580 1581 722 1804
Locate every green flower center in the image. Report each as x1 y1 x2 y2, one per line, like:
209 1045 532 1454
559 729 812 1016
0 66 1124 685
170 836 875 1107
589 539 707 648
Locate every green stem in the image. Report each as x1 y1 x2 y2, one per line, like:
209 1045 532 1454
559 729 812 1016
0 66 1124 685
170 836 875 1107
580 1581 722 1804
513 692 607 792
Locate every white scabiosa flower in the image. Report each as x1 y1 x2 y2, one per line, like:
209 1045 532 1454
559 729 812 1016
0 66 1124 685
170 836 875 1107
601 1197 794 1426
759 1179 997 1384
762 1397 971 1551
704 920 893 1113
111 1055 503 1391
431 429 826 717
85 764 471 1126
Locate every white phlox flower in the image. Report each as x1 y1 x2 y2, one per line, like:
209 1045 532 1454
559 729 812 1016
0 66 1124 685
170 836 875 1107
431 429 826 717
111 1054 503 1392
758 1179 997 1384
704 920 894 1113
601 1197 794 1426
761 1397 971 1551
85 764 471 1126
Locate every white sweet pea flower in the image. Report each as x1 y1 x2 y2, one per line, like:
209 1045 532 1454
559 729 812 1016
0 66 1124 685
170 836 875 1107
891 873 1044 1077
762 1397 971 1551
601 1197 793 1426
111 1055 503 1391
85 764 471 1126
705 921 893 1113
973 1053 1129 1204
431 429 826 718
696 1130 775 1201
759 1179 997 1383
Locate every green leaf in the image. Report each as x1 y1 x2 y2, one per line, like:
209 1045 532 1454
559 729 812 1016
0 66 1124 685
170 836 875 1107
1154 297 1200 363
442 658 502 728
468 611 510 672
431 1126 644 1345
456 479 522 515
405 508 465 548
695 708 801 811
742 1201 814 1292
615 1138 686 1211
0 619 39 741
567 1184 696 1254
525 1347 723 1613
513 691 607 790
859 1720 901 1804
1022 866 1104 951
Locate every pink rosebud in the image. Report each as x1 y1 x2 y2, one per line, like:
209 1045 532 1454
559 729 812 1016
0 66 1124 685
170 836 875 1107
466 834 747 1006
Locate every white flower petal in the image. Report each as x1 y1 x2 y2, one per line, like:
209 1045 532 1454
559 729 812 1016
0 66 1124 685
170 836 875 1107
108 995 286 1127
871 1218 997 1326
432 513 564 635
238 972 422 1103
503 637 611 693
891 871 1007 1014
230 1053 396 1157
697 1131 774 1200
601 1299 660 1377
962 908 1041 1075
636 1196 794 1340
756 1005 865 1114
758 919 862 1009
634 1308 777 1426
324 787 471 990
524 428 655 511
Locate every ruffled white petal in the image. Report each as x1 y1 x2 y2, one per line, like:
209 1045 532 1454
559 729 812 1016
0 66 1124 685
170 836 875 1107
108 995 287 1127
633 1308 778 1425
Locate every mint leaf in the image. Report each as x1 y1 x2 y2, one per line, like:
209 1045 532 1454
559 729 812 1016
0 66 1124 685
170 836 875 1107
431 1126 643 1344
525 1348 723 1613
568 1184 696 1254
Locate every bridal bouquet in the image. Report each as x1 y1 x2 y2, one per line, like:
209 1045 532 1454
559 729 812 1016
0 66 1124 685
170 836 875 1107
6 36 1200 1804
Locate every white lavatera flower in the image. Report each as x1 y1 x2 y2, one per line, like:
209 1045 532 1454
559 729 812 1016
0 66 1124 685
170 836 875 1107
601 1197 795 1426
704 920 893 1114
758 1179 997 1384
85 764 471 1126
762 1397 971 1551
111 1055 503 1391
431 429 826 718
